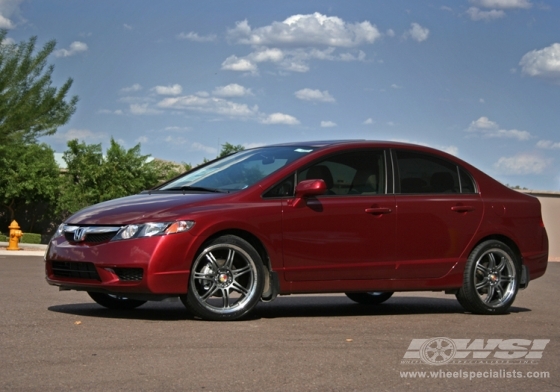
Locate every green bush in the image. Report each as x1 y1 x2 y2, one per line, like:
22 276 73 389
21 233 42 244
0 233 42 244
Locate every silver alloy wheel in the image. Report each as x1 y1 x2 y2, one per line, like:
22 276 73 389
190 243 258 315
473 248 517 308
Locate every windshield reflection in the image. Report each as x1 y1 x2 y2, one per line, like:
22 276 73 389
159 146 314 192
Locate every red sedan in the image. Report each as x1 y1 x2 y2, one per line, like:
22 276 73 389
45 141 549 320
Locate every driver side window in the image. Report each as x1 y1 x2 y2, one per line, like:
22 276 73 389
298 150 385 196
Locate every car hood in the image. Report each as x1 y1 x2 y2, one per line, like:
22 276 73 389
65 192 228 225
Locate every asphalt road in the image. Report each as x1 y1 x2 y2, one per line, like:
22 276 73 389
0 256 558 391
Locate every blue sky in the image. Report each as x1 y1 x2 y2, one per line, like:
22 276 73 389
1 0 559 190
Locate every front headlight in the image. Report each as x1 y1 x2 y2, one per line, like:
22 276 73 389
112 220 195 241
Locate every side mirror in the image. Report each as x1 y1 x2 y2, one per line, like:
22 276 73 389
289 179 327 207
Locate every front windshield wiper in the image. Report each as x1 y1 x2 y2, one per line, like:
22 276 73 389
163 186 229 193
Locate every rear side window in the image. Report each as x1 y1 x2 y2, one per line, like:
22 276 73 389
396 150 475 194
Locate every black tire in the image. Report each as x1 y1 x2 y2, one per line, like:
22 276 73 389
87 292 147 310
456 240 520 315
181 235 265 321
345 292 394 305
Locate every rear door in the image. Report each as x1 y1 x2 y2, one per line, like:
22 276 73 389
393 149 483 278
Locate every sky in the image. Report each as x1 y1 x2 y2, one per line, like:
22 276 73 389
1 0 559 191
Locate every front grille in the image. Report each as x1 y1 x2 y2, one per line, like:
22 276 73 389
64 232 117 243
52 261 101 281
114 268 143 282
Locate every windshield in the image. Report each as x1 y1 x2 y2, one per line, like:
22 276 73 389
159 146 315 192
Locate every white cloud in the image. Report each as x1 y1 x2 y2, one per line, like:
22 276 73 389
212 84 253 97
294 88 335 102
466 116 532 140
223 45 366 73
243 142 265 149
221 55 258 72
386 29 395 37
363 118 375 125
1 36 15 46
0 0 23 29
130 103 162 115
536 140 560 150
177 32 217 42
320 121 337 127
54 41 88 57
120 83 142 93
519 43 560 82
157 95 258 117
406 23 430 42
223 13 379 73
136 136 148 144
494 154 550 175
152 84 182 96
470 0 532 9
191 142 217 155
53 128 108 143
0 13 13 28
123 24 132 30
261 113 300 125
227 13 381 48
467 7 506 20
98 109 123 115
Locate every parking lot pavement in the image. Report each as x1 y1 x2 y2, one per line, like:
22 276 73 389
1 256 558 391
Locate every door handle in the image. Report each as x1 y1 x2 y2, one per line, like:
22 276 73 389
451 205 475 213
365 207 392 215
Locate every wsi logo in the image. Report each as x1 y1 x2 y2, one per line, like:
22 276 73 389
402 337 550 365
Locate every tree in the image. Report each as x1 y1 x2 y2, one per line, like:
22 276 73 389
0 30 78 145
0 142 60 232
58 138 181 215
218 142 245 158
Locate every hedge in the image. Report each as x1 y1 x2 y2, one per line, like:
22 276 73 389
0 233 42 244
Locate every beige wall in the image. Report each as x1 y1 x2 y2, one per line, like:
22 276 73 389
524 192 560 262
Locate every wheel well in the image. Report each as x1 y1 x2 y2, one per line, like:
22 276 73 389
203 229 272 272
472 235 523 265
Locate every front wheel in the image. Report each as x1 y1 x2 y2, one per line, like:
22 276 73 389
87 292 147 310
181 235 265 321
345 292 394 305
456 240 520 315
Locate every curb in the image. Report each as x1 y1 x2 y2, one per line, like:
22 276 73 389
0 242 47 256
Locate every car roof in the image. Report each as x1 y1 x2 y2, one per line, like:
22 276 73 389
264 139 428 150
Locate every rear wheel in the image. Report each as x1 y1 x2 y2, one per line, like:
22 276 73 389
87 292 147 310
181 235 265 321
345 292 394 305
456 240 520 315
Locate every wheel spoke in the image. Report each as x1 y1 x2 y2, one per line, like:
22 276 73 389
232 264 251 278
476 263 490 275
222 288 231 309
487 252 497 270
204 252 219 270
475 277 489 291
224 249 236 269
494 284 504 300
200 283 219 300
495 256 507 272
231 281 249 295
501 275 513 283
484 285 495 304
193 271 214 281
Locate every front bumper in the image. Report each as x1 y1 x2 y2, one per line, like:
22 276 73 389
45 231 197 295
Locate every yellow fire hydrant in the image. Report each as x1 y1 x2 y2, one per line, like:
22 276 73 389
7 220 23 251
